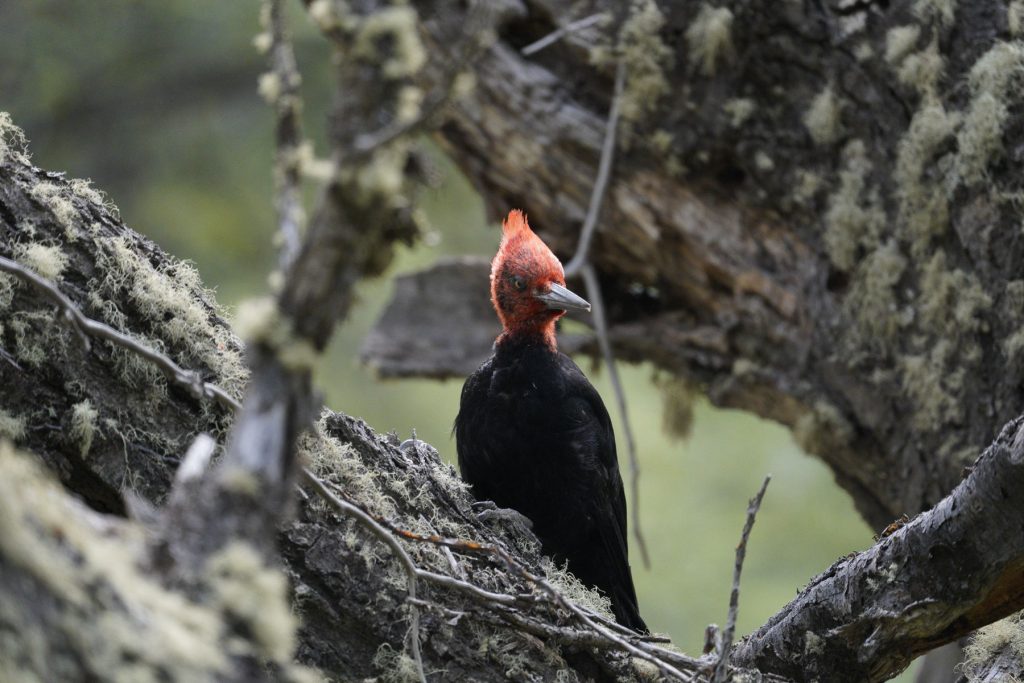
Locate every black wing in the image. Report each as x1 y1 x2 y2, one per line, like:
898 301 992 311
556 353 647 633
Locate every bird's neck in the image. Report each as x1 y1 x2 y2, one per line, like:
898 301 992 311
497 320 558 351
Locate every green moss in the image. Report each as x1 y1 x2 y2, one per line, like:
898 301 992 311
372 643 420 683
70 400 99 458
0 408 26 441
793 170 823 206
14 243 68 281
854 42 874 62
846 240 907 349
0 273 14 311
913 0 956 27
953 42 1024 186
901 340 963 430
963 612 1024 676
617 0 674 122
8 311 59 367
352 141 413 203
804 85 842 146
1004 329 1024 367
395 85 424 125
207 542 297 663
0 443 231 680
793 400 854 455
723 98 756 127
824 140 885 271
354 7 426 80
804 630 825 656
541 557 614 621
918 251 991 339
897 40 944 96
307 0 352 32
649 129 673 155
1006 280 1024 312
894 102 959 257
957 92 1008 185
968 41 1024 95
0 111 30 166
69 178 112 218
256 71 282 104
686 4 734 76
91 235 248 400
28 182 79 240
1010 2 1024 36
656 376 696 442
885 25 921 65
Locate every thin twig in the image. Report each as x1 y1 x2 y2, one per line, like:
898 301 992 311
712 475 771 683
265 0 305 270
350 2 493 157
563 59 625 279
582 264 648 567
0 256 241 413
520 13 607 57
558 60 650 568
0 251 692 680
300 469 427 683
316 480 696 680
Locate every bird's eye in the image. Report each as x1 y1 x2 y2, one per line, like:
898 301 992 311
511 275 526 291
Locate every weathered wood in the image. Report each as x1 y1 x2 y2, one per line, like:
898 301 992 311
397 0 1024 534
6 122 1024 682
732 417 1024 681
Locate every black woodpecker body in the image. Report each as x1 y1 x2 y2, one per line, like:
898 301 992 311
455 210 647 632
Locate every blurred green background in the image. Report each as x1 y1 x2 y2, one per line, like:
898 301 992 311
2 0 901 671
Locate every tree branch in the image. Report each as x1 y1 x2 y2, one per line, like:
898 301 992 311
713 475 771 683
732 417 1024 681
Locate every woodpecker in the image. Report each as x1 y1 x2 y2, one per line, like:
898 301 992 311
455 209 647 632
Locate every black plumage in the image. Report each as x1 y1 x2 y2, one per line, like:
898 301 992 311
454 209 646 632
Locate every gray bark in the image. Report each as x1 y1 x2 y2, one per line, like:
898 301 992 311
375 0 1024 536
3 109 1024 683
4 0 1024 680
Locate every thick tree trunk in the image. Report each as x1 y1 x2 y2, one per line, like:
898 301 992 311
390 0 1024 533
3 113 1024 682
5 0 1024 679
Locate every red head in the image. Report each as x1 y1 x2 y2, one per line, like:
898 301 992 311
490 210 590 347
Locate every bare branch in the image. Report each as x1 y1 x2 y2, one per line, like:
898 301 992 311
732 418 1024 680
0 255 241 413
555 59 651 568
562 59 625 279
713 475 771 683
299 468 427 683
581 263 649 567
520 13 608 57
263 0 306 269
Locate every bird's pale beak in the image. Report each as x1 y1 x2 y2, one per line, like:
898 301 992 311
536 282 591 313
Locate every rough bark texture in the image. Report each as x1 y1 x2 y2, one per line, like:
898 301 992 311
4 116 1024 682
5 0 1024 680
0 150 650 682
731 417 1024 681
371 0 1024 535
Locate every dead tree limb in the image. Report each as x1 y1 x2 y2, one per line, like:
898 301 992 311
732 417 1024 682
5 124 1024 679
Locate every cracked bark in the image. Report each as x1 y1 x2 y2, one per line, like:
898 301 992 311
5 0 1024 680
364 0 1024 536
3 122 1024 681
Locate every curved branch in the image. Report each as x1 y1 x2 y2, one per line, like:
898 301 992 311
732 418 1024 682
